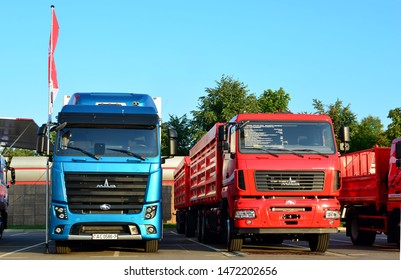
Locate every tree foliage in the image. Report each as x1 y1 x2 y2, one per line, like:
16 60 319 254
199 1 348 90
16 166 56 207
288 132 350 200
258 87 291 113
162 114 194 156
312 98 358 150
351 116 388 151
386 107 401 142
190 75 258 140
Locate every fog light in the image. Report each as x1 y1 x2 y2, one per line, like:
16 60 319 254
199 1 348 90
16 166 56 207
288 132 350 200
146 225 157 234
235 209 256 219
54 225 64 234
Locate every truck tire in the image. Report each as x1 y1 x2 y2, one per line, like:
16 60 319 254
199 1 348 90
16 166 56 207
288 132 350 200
228 237 243 252
55 241 72 254
0 214 3 240
144 240 159 253
198 212 212 243
225 219 243 252
388 210 400 247
176 211 185 234
350 216 376 246
185 211 196 237
309 233 329 252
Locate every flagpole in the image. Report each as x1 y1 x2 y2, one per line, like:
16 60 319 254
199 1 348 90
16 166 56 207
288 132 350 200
45 4 56 254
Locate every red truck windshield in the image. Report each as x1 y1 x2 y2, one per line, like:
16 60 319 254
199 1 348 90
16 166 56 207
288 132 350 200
238 121 336 155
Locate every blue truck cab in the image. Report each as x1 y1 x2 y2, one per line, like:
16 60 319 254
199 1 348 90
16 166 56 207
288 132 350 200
38 92 177 253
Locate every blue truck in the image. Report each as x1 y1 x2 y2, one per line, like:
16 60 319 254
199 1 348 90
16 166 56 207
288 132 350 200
37 92 177 253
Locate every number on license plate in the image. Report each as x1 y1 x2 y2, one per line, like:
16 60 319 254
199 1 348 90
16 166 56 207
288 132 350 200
92 233 118 240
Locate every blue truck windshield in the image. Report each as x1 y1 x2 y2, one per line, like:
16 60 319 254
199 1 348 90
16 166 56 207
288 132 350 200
239 121 336 155
56 126 158 158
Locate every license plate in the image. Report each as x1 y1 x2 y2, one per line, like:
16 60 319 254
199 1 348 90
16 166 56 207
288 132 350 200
92 233 118 240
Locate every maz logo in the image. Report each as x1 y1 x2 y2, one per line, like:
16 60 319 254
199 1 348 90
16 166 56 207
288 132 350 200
96 179 116 188
100 204 111 211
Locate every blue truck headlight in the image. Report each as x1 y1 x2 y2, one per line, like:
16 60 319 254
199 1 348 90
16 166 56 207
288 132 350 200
54 206 68 220
144 205 157 220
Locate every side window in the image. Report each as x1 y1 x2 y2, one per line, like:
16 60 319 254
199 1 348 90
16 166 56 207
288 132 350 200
229 126 236 153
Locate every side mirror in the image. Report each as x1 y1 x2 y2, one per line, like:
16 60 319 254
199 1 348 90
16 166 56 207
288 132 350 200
37 124 48 155
37 124 54 155
7 167 15 185
339 126 350 143
339 126 350 152
168 128 178 157
218 125 226 142
396 141 401 159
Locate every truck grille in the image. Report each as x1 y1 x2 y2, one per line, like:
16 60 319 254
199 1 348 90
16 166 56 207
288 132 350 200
255 171 325 192
64 172 148 214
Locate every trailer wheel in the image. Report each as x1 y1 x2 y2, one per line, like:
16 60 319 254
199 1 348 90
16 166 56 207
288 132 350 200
309 233 329 252
185 211 196 237
388 210 400 247
176 211 185 234
0 214 3 240
55 241 72 254
144 240 159 253
350 216 376 246
198 211 212 243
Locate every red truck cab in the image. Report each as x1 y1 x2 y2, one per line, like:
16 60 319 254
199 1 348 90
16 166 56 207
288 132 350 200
175 113 342 252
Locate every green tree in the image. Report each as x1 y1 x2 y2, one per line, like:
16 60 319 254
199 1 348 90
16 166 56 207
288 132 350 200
258 87 291 112
312 98 358 150
386 107 401 142
351 116 388 151
1 148 35 157
162 114 194 156
191 75 258 141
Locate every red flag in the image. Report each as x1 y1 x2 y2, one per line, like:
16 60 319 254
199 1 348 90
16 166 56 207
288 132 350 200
48 5 59 116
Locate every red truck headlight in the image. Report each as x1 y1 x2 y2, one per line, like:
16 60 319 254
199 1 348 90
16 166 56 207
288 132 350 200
235 209 256 219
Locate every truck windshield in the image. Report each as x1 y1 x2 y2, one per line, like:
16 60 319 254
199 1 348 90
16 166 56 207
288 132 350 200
239 121 336 155
55 125 158 158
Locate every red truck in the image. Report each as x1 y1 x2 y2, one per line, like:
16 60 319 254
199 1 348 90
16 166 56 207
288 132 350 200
339 139 401 247
174 113 342 252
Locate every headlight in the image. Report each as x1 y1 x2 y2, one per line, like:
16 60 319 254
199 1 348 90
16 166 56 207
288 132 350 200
54 206 68 220
235 209 256 219
144 205 157 220
325 210 341 219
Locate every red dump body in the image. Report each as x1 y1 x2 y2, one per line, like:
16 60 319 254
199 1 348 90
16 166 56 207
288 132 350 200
173 156 191 210
339 141 401 245
339 147 391 211
188 123 223 206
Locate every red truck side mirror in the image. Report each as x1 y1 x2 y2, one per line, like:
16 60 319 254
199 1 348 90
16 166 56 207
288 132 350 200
395 141 401 169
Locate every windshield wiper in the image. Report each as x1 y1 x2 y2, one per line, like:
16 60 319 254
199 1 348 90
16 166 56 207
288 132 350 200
249 146 279 157
268 147 304 158
293 149 329 158
106 148 146 161
63 145 100 160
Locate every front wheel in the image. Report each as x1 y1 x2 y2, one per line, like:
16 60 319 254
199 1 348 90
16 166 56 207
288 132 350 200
55 241 72 254
309 233 330 252
225 219 243 252
144 240 159 253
